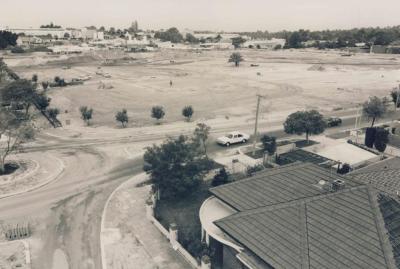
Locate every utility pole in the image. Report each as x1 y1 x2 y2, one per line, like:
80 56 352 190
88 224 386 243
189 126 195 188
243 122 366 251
253 94 264 156
395 85 400 112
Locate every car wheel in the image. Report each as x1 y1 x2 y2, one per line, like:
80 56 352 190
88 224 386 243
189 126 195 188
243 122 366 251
226 142 230 147
242 139 247 143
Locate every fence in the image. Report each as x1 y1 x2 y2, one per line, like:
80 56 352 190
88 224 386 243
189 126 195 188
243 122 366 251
146 205 201 269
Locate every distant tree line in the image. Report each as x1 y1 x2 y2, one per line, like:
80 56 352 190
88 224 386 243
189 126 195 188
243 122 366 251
154 27 183 43
40 22 62 28
238 26 400 49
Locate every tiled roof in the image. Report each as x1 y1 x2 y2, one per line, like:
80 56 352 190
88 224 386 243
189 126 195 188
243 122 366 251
211 163 400 269
352 157 400 173
215 187 395 269
350 169 400 198
210 162 361 211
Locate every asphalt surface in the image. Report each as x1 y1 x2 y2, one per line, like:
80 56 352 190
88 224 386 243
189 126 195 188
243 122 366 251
0 107 398 269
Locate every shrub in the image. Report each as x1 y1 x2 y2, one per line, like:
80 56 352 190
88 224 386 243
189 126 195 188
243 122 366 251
11 46 25 53
246 164 265 176
337 163 351 174
211 168 230 187
47 108 60 120
374 127 389 152
365 127 377 148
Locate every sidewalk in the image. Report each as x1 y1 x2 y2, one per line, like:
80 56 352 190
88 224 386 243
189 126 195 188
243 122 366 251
101 174 190 269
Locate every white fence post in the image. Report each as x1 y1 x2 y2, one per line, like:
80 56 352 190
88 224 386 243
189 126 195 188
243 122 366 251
169 223 179 250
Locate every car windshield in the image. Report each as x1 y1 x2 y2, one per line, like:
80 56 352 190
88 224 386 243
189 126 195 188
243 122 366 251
226 134 233 138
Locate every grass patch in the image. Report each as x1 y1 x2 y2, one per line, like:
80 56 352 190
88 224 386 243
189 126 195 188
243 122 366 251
154 182 211 259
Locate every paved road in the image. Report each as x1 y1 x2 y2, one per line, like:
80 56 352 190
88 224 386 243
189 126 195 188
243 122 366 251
0 107 398 269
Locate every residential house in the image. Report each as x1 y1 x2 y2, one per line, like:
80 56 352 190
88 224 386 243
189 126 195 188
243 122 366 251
200 162 400 269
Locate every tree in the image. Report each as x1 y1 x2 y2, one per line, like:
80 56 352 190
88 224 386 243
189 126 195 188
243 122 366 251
151 106 165 123
284 110 326 143
231 37 246 48
0 108 34 174
229 52 244 67
185 33 199 44
363 96 386 127
154 28 183 43
0 31 18 50
1 79 37 117
47 108 60 121
115 109 128 127
193 123 211 158
374 127 389 152
143 135 209 199
288 32 302 48
42 81 49 91
182 106 194 121
212 168 230 187
31 74 38 83
261 135 277 156
390 90 400 109
80 106 93 126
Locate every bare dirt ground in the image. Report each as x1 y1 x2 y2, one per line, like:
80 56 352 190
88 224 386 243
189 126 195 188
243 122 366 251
0 241 30 269
6 49 400 131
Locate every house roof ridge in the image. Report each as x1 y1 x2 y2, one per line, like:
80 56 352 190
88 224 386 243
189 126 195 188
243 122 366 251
215 185 368 224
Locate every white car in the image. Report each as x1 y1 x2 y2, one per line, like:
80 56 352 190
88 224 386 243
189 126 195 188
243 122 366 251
217 131 250 146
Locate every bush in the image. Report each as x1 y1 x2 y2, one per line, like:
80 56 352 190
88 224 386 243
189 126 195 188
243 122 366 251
337 163 351 174
365 127 377 148
11 46 25 53
246 164 265 176
211 168 230 187
47 108 60 120
374 127 389 152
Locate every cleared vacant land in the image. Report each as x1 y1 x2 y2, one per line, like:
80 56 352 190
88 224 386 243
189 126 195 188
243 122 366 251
4 49 400 128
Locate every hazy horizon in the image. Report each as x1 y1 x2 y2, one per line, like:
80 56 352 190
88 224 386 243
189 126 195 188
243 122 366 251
1 0 400 32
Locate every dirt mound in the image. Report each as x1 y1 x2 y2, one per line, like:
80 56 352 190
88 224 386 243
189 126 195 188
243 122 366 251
308 64 326 71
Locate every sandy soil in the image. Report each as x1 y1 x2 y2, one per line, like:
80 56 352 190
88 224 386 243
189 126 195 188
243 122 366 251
5 49 400 131
0 241 30 269
0 152 64 198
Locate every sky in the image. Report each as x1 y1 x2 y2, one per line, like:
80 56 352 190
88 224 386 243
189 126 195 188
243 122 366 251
1 0 400 32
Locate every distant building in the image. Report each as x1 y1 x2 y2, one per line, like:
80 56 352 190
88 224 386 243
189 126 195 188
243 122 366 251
82 28 104 40
200 162 400 269
5 28 69 39
16 36 43 46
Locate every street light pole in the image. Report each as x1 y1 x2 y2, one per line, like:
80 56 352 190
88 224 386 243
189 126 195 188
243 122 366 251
253 94 264 156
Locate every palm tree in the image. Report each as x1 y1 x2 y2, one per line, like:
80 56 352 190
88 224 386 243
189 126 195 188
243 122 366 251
229 52 244 67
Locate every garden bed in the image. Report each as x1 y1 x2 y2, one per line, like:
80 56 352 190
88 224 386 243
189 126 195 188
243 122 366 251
244 149 265 159
154 182 211 259
0 163 20 176
294 140 319 148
